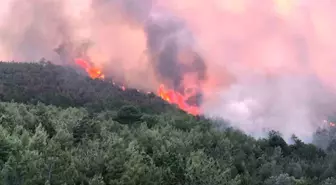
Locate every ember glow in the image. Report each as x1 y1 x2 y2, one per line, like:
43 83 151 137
323 120 336 127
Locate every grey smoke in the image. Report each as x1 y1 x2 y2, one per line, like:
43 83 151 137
145 12 206 98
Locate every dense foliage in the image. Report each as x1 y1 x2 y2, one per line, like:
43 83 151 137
0 61 175 114
0 61 336 185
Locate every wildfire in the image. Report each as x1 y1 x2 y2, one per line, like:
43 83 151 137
323 120 336 127
75 58 105 79
74 58 200 116
157 84 200 115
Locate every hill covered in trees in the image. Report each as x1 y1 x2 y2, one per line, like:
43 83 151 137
0 61 176 114
0 61 336 185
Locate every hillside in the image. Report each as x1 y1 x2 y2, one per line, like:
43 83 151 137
0 62 336 185
0 61 176 114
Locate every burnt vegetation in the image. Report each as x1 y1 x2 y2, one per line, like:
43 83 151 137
0 61 335 185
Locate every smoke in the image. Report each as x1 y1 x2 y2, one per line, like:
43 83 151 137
1 0 336 142
203 74 336 142
145 11 206 106
0 0 78 62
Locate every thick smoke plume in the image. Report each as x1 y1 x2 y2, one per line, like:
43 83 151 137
1 0 336 142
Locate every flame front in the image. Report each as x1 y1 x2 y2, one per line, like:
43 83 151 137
74 58 200 115
75 58 105 79
157 84 200 115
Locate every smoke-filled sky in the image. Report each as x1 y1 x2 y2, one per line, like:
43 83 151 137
1 0 336 142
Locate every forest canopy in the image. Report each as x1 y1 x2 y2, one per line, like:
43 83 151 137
0 61 336 185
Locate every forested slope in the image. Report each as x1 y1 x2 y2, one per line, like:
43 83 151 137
0 61 336 185
0 61 175 114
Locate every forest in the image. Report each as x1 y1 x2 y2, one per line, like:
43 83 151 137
0 61 336 185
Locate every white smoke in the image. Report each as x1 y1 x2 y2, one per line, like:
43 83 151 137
203 74 336 142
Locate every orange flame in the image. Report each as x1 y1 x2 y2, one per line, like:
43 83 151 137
75 58 105 79
74 58 200 115
157 84 200 115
